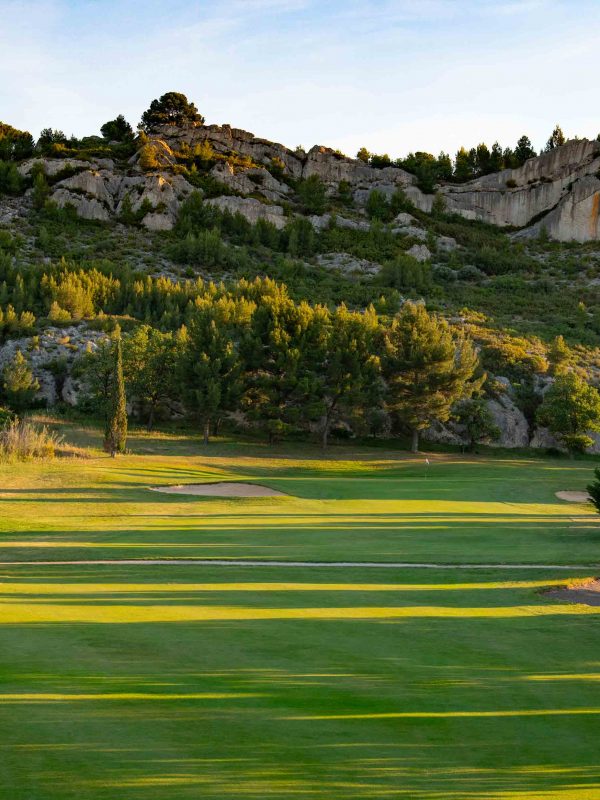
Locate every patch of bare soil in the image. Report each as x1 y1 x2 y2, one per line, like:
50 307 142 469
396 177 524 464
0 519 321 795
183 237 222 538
148 482 285 497
555 491 591 502
547 579 600 606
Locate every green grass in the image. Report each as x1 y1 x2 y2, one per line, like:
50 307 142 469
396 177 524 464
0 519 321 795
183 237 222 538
0 422 597 564
1 424 600 798
2 565 600 799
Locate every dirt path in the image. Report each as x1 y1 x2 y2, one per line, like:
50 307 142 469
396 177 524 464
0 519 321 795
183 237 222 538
0 559 597 569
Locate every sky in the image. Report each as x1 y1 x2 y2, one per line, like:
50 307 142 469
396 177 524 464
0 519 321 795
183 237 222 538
1 0 599 159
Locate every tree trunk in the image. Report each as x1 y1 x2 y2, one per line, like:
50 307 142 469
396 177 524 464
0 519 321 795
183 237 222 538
146 406 155 432
321 423 329 450
411 428 419 453
203 419 210 445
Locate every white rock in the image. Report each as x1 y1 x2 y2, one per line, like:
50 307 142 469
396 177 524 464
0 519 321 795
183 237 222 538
407 244 431 262
486 395 529 448
205 196 287 229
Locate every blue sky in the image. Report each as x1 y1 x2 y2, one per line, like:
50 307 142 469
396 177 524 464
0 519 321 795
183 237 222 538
1 0 599 158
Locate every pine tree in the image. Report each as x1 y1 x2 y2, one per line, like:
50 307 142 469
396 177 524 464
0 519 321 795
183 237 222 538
2 350 40 410
514 135 536 166
104 337 127 456
384 302 481 452
536 373 600 455
545 124 566 151
180 308 242 444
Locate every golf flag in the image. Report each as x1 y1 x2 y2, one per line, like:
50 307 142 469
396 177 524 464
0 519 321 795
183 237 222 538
425 458 430 466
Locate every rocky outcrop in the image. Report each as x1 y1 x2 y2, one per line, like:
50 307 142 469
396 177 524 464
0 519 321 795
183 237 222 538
205 196 287 229
0 326 107 407
410 139 600 242
316 252 380 276
407 244 431 262
20 127 600 242
43 162 194 230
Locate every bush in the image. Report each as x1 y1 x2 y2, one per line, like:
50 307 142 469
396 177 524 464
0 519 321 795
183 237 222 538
587 467 600 513
0 419 63 461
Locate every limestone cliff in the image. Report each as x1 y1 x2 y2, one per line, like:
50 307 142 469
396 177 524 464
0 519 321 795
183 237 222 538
19 122 600 241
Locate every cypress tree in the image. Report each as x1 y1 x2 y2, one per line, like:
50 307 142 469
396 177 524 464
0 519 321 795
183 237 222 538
104 337 127 457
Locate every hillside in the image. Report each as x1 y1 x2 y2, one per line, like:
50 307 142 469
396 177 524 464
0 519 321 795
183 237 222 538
1 102 600 452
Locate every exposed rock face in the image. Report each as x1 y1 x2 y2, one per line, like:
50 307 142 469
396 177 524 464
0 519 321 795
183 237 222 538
486 394 530 448
407 244 431 262
316 252 380 276
0 326 106 407
308 213 371 232
20 127 600 242
410 139 600 242
60 169 194 229
205 196 287 229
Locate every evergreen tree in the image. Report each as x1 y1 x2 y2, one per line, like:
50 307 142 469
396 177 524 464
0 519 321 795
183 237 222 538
297 174 326 214
514 135 536 166
587 467 600 514
2 350 40 410
0 122 34 161
124 326 180 431
104 337 127 456
489 142 505 172
548 335 572 376
453 147 475 182
100 114 134 142
536 373 600 455
140 92 204 132
384 302 481 452
180 308 242 444
241 288 319 443
545 124 566 151
366 189 390 220
316 304 383 448
32 171 49 210
475 143 491 175
455 397 500 451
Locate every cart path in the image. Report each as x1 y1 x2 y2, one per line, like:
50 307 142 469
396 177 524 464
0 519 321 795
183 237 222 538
0 558 597 570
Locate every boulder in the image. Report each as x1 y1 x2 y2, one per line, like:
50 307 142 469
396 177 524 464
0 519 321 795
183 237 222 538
485 394 529 448
530 426 564 451
423 420 469 447
49 189 111 221
407 244 431 262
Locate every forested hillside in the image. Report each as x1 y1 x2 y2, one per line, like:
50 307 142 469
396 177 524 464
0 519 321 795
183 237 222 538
1 93 599 453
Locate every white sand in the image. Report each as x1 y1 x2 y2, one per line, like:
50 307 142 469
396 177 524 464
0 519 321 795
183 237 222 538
149 481 285 497
555 491 591 503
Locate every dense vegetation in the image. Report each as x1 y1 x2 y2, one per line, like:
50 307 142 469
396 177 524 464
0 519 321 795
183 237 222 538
0 95 599 454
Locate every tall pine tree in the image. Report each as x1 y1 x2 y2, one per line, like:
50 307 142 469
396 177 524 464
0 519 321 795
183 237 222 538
384 303 481 452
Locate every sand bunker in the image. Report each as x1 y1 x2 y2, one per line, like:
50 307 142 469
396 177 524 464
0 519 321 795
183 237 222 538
555 491 591 503
547 579 600 606
149 481 285 498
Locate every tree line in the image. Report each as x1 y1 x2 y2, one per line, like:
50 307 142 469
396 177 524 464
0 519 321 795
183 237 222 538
77 288 481 451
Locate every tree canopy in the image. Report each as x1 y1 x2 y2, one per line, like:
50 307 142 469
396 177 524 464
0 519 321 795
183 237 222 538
140 92 204 132
100 114 134 142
